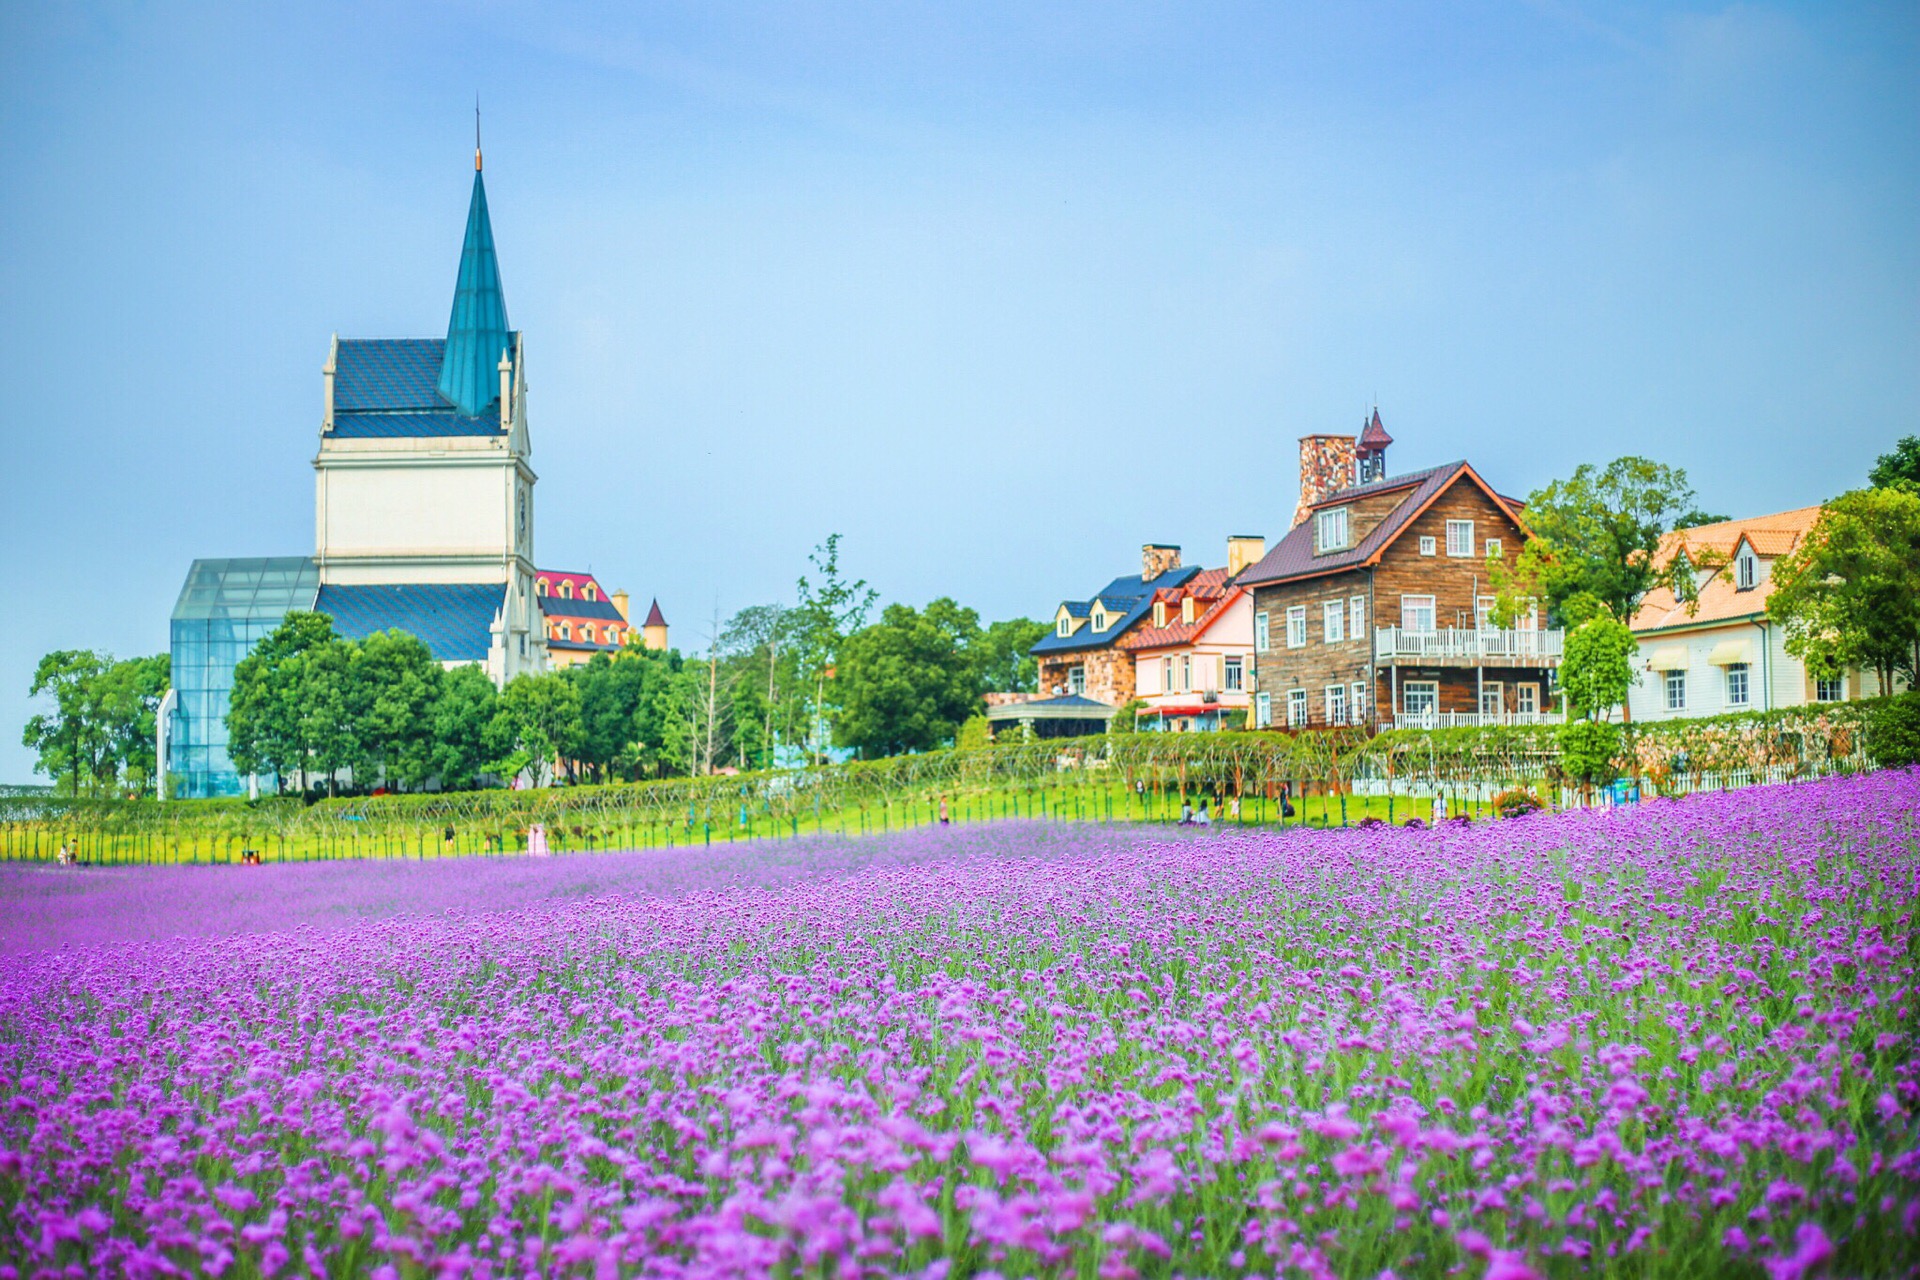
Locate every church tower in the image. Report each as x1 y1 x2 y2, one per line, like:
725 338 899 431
312 142 547 684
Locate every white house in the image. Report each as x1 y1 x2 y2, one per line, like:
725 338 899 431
1627 506 1893 720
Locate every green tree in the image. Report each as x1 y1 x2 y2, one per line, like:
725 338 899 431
227 612 354 794
1493 456 1714 625
427 664 499 790
488 671 585 786
719 604 801 770
835 598 984 758
1557 615 1638 723
972 617 1048 693
22 650 114 796
1768 486 1920 693
1869 436 1920 493
793 536 879 762
349 630 443 790
95 654 172 795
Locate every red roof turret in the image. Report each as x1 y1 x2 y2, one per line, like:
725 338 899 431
1358 408 1393 454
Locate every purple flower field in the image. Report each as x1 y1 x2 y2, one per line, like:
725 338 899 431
2 774 1917 1278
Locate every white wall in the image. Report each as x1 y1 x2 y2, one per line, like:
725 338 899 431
1626 619 1876 721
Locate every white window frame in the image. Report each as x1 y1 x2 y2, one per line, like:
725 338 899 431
1323 600 1344 644
1056 617 1071 638
1516 683 1539 715
1224 655 1244 692
1255 691 1272 728
1475 595 1498 630
1350 682 1367 724
1736 551 1757 591
1446 520 1475 558
1180 654 1192 691
1479 681 1504 719
1403 681 1439 721
1485 538 1503 559
1419 536 1437 556
1349 595 1365 639
1725 662 1750 708
1161 656 1173 693
1285 606 1307 649
1815 674 1844 702
1401 595 1436 634
1315 507 1350 554
1068 665 1087 696
1254 611 1270 652
1664 670 1686 711
1286 689 1308 728
1324 684 1348 725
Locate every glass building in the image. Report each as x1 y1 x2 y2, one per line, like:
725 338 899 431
168 557 319 798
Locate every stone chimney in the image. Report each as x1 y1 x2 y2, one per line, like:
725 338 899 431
611 590 630 622
1142 544 1182 581
1292 434 1357 527
1226 535 1266 577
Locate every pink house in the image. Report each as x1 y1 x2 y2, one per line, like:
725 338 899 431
1117 538 1263 731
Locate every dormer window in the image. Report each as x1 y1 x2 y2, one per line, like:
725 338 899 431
1735 549 1758 591
1315 507 1351 554
1056 617 1072 638
560 580 574 600
584 583 597 601
1153 602 1168 628
535 578 549 596
1181 597 1196 624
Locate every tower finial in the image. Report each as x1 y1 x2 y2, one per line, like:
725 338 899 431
475 97 483 171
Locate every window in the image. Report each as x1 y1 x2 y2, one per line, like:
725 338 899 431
1480 682 1504 719
1255 691 1272 728
1401 595 1436 634
1419 536 1437 556
1315 507 1350 554
1287 689 1308 728
1350 682 1367 724
535 578 549 596
1517 683 1539 715
1285 606 1307 648
1323 600 1345 643
1485 538 1503 559
1736 551 1757 591
1325 684 1348 725
1403 681 1438 721
1476 596 1497 630
1056 617 1071 638
1161 656 1173 693
560 580 574 599
1068 665 1086 696
1255 611 1270 652
1182 597 1196 624
584 583 597 601
1153 601 1167 628
1446 520 1475 557
1349 596 1365 639
1816 675 1843 702
1664 670 1686 711
1180 654 1192 691
1224 655 1244 691
1726 663 1750 707
1090 607 1106 631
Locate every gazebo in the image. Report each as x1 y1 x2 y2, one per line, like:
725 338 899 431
985 695 1119 740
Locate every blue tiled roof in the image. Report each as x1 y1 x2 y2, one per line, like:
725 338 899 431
314 583 505 662
1031 565 1200 656
538 594 626 622
329 338 508 438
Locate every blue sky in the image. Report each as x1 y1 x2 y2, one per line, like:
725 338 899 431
2 2 1915 782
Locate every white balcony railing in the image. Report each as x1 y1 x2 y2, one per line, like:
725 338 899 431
1377 709 1566 731
1374 626 1565 665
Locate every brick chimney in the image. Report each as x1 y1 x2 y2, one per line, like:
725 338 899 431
1226 535 1266 577
1142 544 1182 581
1292 434 1357 527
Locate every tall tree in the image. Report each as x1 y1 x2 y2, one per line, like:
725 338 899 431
349 630 443 790
95 654 172 795
1492 456 1714 625
972 618 1048 693
719 604 798 770
1869 436 1920 493
22 650 114 796
794 534 878 763
427 663 499 791
1768 486 1920 693
488 671 584 786
835 598 984 758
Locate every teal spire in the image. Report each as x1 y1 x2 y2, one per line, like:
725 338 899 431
436 165 512 418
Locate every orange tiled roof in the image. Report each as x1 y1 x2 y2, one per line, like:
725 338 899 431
1120 572 1243 651
1632 505 1823 633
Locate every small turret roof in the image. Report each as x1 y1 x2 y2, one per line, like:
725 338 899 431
643 599 668 628
1358 408 1393 452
